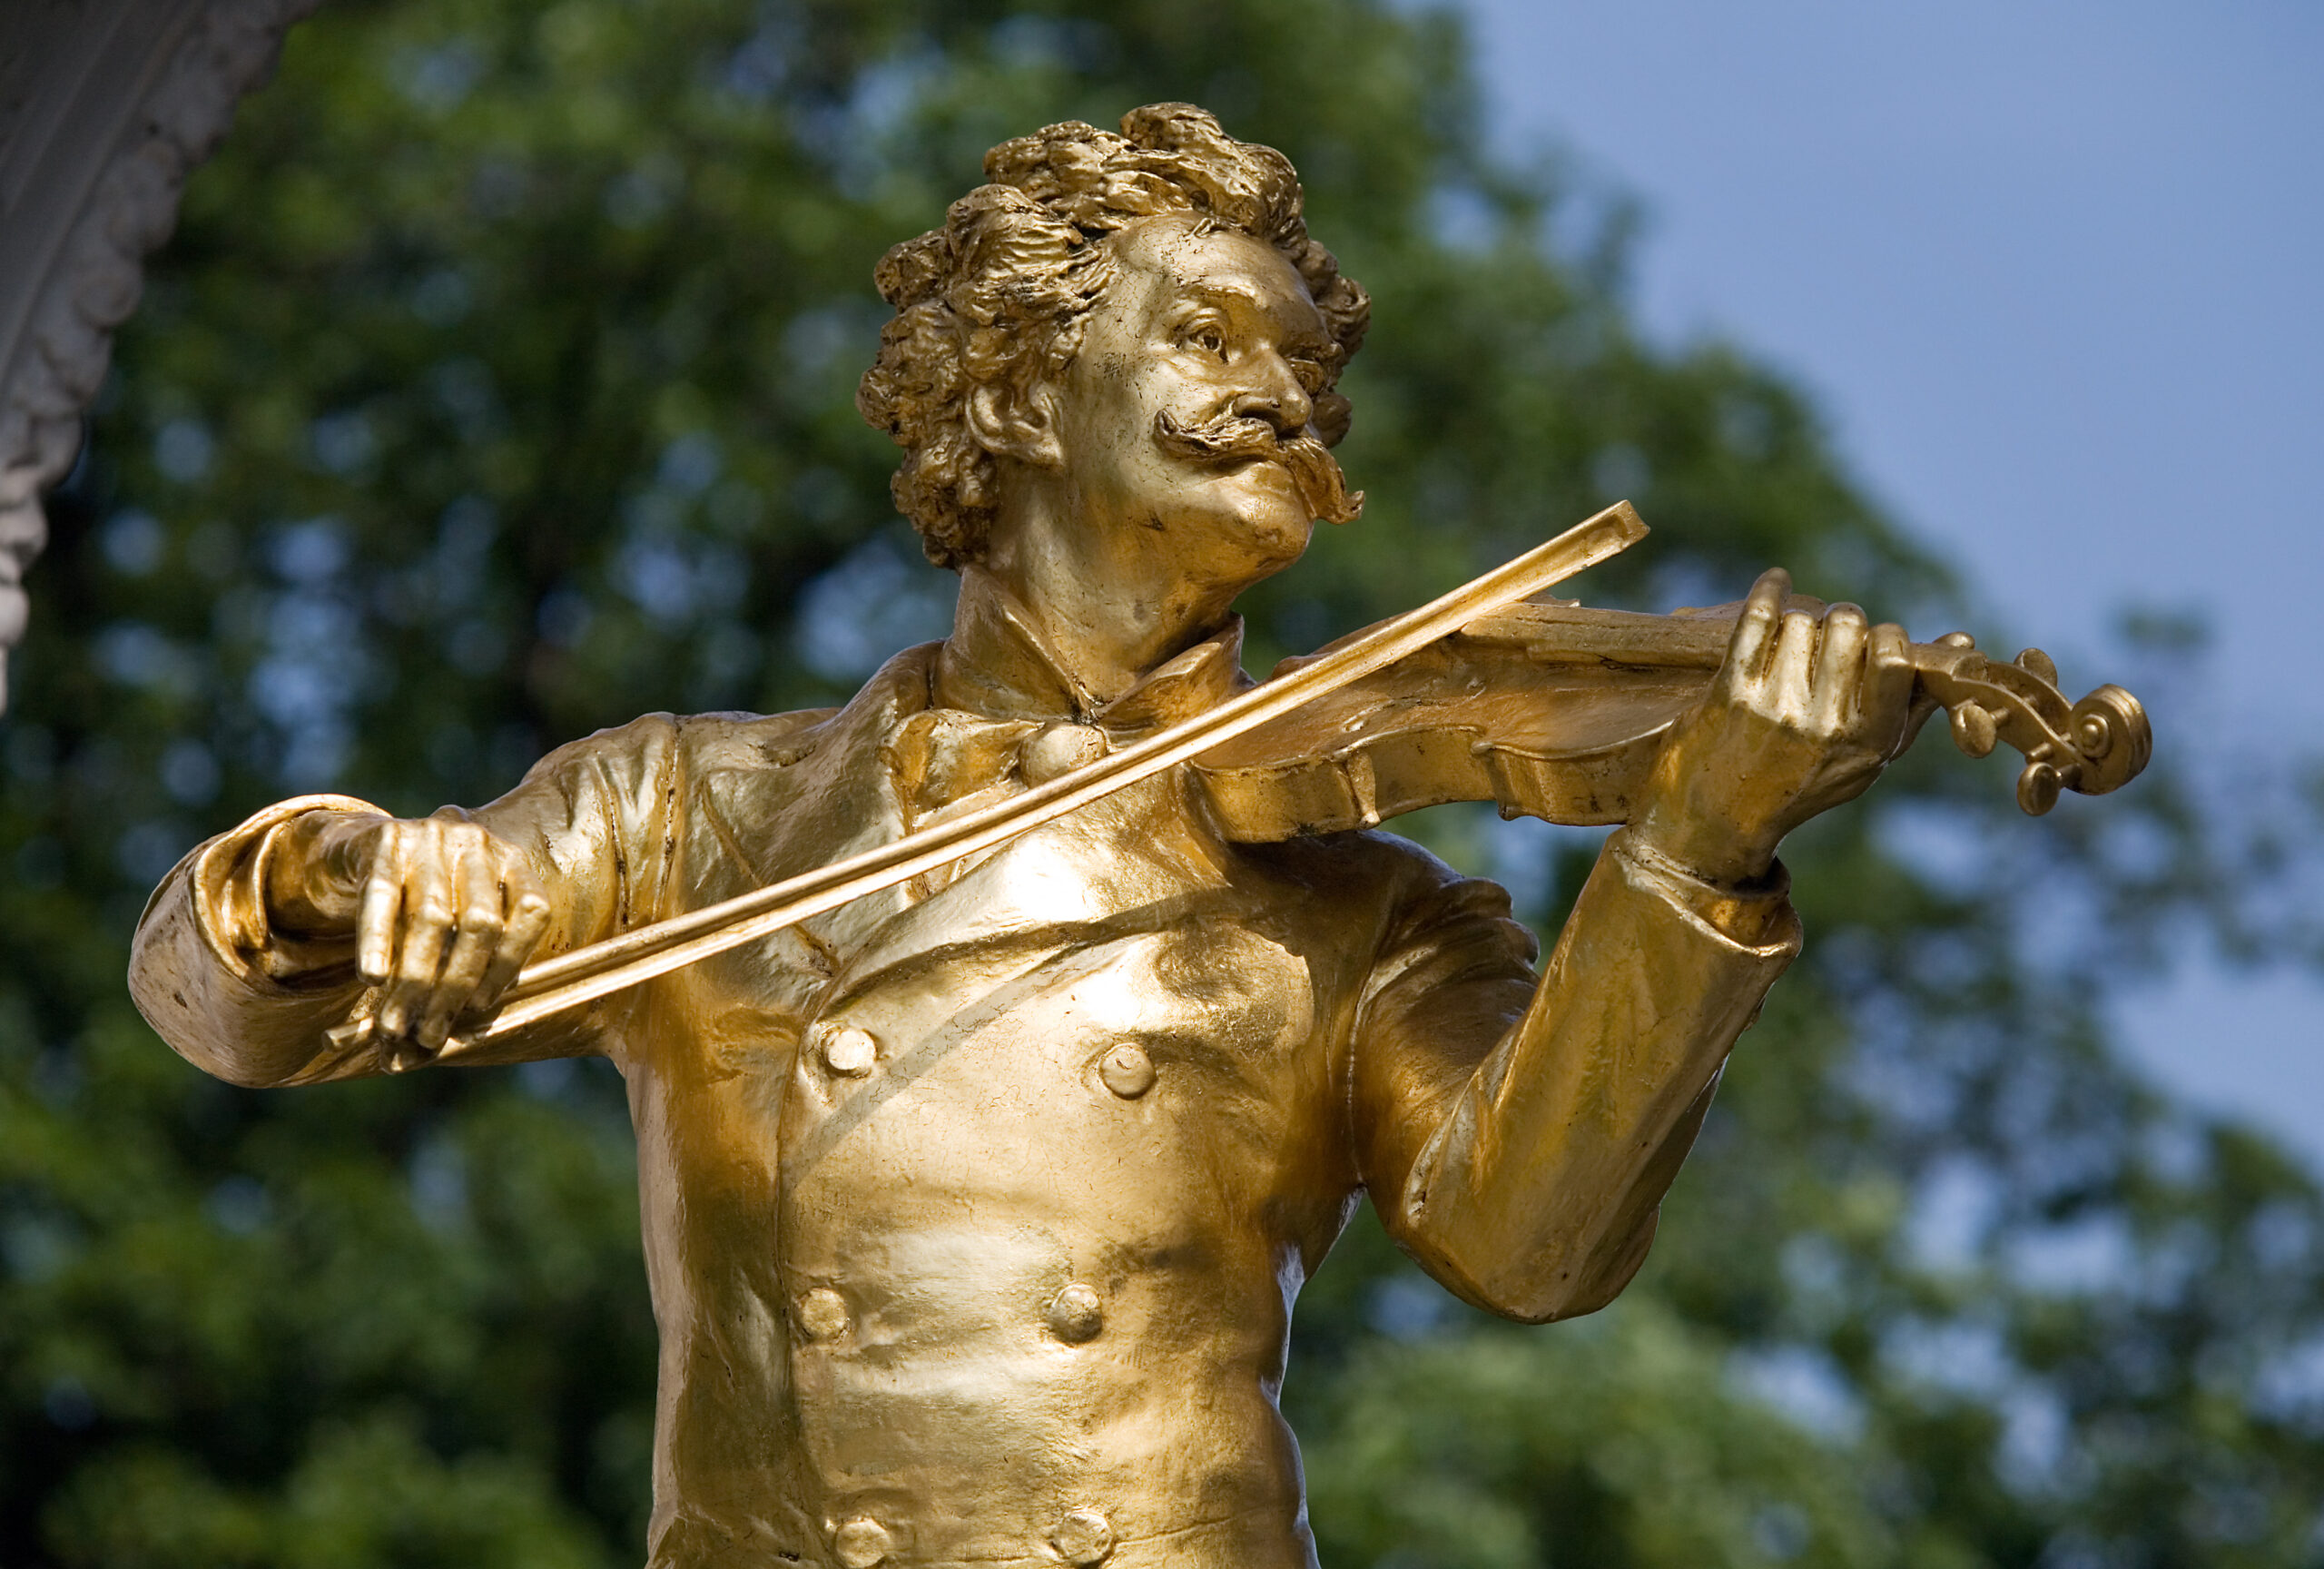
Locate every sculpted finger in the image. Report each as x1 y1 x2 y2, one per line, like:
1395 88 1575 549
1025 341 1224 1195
1896 631 1974 746
419 844 502 1050
472 880 552 1018
1866 622 1923 750
379 837 455 1041
1769 607 1821 723
1718 568 1793 698
356 828 403 986
1810 603 1868 732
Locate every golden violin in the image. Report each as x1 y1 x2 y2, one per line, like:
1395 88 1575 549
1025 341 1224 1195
1199 588 2151 837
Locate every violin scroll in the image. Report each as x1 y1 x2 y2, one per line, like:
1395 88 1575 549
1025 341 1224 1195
1915 642 2152 816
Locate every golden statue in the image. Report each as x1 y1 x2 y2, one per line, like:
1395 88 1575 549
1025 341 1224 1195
127 105 2147 1569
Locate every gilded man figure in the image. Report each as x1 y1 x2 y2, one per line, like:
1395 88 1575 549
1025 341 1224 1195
132 105 1925 1568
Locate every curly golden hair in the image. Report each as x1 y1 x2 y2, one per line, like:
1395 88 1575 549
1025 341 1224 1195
855 104 1371 568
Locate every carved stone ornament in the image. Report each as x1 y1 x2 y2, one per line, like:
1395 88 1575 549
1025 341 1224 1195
0 0 320 713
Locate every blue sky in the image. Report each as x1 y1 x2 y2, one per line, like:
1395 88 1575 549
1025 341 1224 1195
1445 0 2323 1161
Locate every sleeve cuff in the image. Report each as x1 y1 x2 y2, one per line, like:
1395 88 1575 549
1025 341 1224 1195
1608 828 1798 953
188 793 386 986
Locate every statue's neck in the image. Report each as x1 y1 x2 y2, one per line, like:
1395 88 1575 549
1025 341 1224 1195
966 504 1241 709
951 564 1223 713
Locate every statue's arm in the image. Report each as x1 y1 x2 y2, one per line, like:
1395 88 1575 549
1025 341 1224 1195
1354 567 1925 1321
129 715 685 1086
1349 834 1797 1324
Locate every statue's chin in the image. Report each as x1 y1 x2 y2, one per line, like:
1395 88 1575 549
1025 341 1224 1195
1113 463 1314 597
1173 464 1306 576
1235 508 1315 586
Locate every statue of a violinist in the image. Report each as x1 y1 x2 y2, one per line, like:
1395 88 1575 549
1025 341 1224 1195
128 105 2147 1569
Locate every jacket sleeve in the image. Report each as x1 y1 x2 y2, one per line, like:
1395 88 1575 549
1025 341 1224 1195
1349 827 1799 1322
128 715 686 1087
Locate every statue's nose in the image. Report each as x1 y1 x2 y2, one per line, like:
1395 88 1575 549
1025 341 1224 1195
1232 360 1313 436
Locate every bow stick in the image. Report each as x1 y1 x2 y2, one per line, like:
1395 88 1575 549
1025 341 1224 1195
333 501 1649 1060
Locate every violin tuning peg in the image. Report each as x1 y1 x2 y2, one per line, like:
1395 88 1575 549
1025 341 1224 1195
2073 711 2113 762
1949 701 1998 759
2015 647 2058 686
2016 759 2063 816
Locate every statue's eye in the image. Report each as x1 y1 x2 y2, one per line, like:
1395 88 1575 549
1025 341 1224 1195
1187 325 1226 358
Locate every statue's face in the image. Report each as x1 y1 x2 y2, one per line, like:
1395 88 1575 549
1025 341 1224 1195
1045 213 1340 589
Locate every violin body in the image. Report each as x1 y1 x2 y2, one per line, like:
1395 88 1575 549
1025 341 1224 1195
1195 594 2152 842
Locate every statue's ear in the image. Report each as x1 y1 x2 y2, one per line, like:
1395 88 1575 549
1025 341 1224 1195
965 380 1066 470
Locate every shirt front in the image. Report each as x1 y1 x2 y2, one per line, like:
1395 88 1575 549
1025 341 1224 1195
130 578 1799 1569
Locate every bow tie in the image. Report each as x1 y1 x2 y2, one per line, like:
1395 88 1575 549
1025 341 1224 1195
902 582 1250 846
890 708 1142 834
882 707 1161 904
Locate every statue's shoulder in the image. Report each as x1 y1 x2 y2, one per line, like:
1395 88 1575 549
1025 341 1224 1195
510 699 847 804
519 708 815 776
661 640 944 778
665 706 840 770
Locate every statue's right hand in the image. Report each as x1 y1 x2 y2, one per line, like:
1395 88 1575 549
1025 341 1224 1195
273 814 551 1051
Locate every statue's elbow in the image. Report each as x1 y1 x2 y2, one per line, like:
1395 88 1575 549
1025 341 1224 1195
133 997 285 1090
1466 1255 1642 1326
182 1041 300 1090
1400 1208 1660 1326
127 954 313 1090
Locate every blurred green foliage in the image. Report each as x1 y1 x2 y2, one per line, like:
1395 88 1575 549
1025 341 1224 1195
4 0 2322 1564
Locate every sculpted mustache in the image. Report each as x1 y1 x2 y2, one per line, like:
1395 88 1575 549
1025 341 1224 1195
1153 411 1364 527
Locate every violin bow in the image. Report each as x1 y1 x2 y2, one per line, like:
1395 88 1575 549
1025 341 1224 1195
334 501 1651 1058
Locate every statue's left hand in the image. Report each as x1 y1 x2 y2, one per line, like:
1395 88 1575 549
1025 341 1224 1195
1627 567 1919 886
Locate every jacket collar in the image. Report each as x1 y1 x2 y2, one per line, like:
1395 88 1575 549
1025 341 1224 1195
933 573 1250 736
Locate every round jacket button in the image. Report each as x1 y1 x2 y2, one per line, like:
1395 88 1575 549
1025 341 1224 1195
1020 721 1108 784
1098 1043 1155 1100
832 1516 891 1568
1044 1282 1104 1344
816 1022 878 1076
797 1288 850 1340
1049 1507 1115 1566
